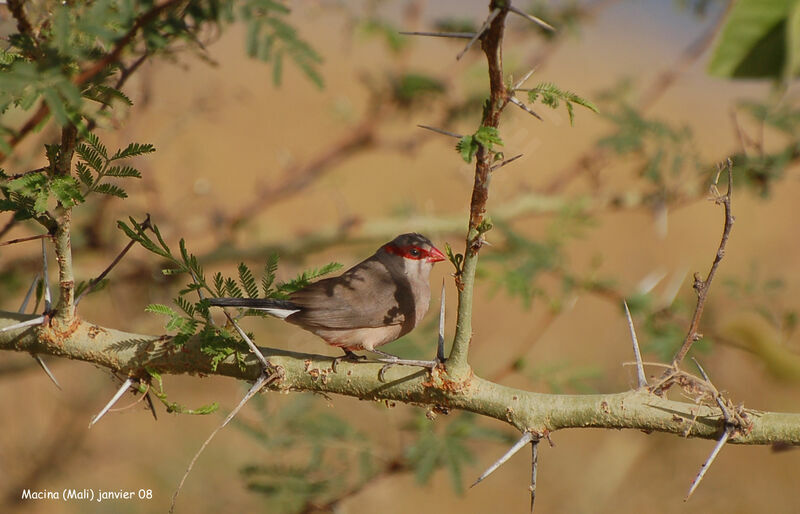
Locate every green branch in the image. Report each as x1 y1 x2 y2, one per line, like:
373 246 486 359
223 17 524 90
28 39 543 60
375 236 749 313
1 311 799 445
448 2 511 377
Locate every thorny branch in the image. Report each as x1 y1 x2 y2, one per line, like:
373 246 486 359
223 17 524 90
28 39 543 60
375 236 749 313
447 1 512 377
671 161 735 366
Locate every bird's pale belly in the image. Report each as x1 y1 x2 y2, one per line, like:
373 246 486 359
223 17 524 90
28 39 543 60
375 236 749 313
312 325 405 351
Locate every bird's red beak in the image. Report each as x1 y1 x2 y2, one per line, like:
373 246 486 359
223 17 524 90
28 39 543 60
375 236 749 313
427 245 446 263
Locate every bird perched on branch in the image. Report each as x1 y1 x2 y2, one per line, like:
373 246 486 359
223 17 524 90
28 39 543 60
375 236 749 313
208 233 446 362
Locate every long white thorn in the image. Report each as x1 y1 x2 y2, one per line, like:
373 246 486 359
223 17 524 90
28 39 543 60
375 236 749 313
508 6 555 32
509 97 543 121
33 355 62 390
0 316 46 333
170 372 275 513
456 8 501 60
471 431 534 487
41 239 51 311
89 377 133 427
623 301 647 388
685 427 731 500
491 153 524 171
19 273 40 313
417 124 462 139
437 279 446 363
17 272 61 388
399 31 476 39
227 314 270 370
513 67 538 90
691 357 731 420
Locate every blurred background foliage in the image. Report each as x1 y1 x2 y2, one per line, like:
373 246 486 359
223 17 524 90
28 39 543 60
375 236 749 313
1 0 799 513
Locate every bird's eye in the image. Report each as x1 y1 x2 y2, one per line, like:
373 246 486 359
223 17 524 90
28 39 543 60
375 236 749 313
409 248 421 257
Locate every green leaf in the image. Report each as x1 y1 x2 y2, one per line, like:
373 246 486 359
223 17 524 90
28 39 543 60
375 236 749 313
708 0 797 79
85 85 133 107
111 142 155 160
213 272 225 297
278 262 342 294
175 296 195 317
50 176 85 207
84 132 109 160
76 143 104 172
225 277 244 298
104 165 142 178
52 6 72 54
146 303 177 316
238 262 259 298
456 135 478 163
42 88 69 125
92 183 127 198
75 162 94 186
473 126 503 150
527 83 598 126
261 253 279 296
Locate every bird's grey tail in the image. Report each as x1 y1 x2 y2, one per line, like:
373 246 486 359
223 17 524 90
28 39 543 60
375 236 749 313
207 297 300 319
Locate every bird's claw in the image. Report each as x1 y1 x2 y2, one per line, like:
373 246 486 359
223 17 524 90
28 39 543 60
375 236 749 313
375 355 438 382
379 362 395 382
332 350 367 373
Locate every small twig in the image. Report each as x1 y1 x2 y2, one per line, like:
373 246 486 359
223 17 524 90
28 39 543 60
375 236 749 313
170 371 277 513
75 214 152 306
530 439 539 512
671 160 734 366
685 426 732 501
490 153 523 171
417 124 463 139
471 431 534 487
41 239 51 311
399 31 476 39
0 233 50 247
508 96 543 121
623 301 647 388
89 377 133 427
508 5 555 32
456 8 501 60
436 279 446 363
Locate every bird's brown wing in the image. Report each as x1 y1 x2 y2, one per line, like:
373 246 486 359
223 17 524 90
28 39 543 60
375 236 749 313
286 256 412 329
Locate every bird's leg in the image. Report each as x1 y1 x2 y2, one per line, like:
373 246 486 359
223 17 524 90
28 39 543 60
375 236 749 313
331 348 367 373
371 349 439 382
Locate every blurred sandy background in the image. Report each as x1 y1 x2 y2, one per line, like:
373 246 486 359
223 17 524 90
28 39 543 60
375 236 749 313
2 0 800 512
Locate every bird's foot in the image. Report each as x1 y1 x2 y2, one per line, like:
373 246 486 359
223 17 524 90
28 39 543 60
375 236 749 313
372 350 438 382
331 349 367 373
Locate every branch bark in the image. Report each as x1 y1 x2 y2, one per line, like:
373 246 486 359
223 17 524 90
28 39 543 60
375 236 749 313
2 312 799 446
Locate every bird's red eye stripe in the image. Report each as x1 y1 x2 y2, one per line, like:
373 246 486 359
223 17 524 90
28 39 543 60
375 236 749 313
385 244 446 262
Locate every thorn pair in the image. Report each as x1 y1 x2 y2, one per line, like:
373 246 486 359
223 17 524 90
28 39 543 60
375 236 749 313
471 431 540 512
1 240 61 389
401 6 553 62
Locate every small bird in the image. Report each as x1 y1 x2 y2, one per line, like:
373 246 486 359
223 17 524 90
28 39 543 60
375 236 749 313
208 233 446 360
